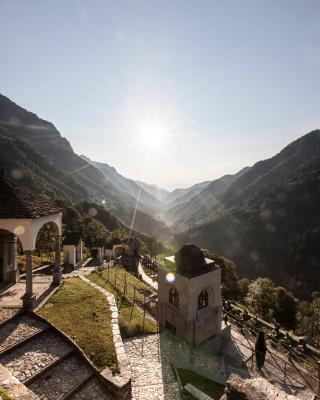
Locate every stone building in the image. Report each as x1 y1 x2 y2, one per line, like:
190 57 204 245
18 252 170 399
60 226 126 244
158 244 222 353
62 232 83 267
0 174 62 308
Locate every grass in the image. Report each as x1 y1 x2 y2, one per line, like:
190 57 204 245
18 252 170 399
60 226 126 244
177 368 225 400
88 271 158 338
37 277 117 371
0 388 11 400
101 265 154 304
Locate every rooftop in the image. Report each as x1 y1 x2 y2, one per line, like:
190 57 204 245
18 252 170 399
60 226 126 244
163 244 219 278
0 176 61 219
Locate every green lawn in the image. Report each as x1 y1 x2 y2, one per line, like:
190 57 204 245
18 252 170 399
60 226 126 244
0 388 12 400
88 271 158 338
37 277 117 371
101 265 154 304
177 368 225 400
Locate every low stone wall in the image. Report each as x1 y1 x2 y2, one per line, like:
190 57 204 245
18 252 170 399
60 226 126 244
221 374 302 400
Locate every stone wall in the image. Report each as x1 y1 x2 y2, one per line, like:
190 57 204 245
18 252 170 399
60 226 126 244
220 374 301 400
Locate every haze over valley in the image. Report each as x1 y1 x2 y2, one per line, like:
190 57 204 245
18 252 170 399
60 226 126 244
1 92 320 299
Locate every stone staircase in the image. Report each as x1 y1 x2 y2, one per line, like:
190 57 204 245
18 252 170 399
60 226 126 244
0 312 115 399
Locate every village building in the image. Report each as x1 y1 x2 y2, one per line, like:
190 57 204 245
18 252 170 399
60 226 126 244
110 237 124 258
158 244 223 353
62 232 83 267
91 238 105 264
0 174 62 309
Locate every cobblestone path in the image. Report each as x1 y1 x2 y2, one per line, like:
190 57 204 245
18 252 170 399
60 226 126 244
125 335 182 400
0 312 116 399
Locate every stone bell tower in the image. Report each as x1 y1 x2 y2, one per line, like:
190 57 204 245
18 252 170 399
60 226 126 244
158 244 222 353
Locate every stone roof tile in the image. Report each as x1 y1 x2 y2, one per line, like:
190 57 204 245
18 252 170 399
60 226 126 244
0 177 61 219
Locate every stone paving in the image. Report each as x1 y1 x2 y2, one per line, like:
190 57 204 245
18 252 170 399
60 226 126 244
71 377 114 400
0 276 54 308
0 312 116 399
0 315 48 352
124 334 181 400
0 265 96 309
66 266 96 278
0 307 19 324
28 353 93 399
124 332 227 400
0 364 40 400
0 330 73 382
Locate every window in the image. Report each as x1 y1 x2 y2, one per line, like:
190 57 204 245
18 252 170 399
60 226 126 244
169 287 179 307
198 290 208 309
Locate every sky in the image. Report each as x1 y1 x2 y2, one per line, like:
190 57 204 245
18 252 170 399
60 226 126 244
1 1 320 190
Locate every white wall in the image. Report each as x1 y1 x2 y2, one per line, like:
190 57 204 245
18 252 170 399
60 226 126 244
158 265 222 347
63 245 76 265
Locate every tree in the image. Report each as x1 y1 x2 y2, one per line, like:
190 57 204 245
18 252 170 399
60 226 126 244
203 250 240 300
81 217 110 248
310 296 320 345
272 286 297 330
296 296 320 345
238 278 250 300
245 278 275 321
35 223 56 262
62 205 82 232
255 331 267 369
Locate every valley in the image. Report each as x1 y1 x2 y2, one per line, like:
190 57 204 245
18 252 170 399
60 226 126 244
1 93 320 301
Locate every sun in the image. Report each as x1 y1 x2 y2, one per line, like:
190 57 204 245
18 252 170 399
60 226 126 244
139 122 165 149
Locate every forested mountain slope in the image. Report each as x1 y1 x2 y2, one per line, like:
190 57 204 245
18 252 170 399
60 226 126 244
165 167 249 229
176 153 320 298
81 155 163 215
171 131 320 231
0 93 168 237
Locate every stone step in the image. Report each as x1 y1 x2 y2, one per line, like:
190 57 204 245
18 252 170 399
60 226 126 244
61 373 95 400
27 353 94 399
23 348 76 385
69 376 115 400
0 330 73 382
0 314 49 353
0 307 21 326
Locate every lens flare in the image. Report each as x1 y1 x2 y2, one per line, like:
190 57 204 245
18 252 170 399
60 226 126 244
166 272 175 283
14 225 25 235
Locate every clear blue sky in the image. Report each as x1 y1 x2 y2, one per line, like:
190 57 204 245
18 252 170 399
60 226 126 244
1 0 320 189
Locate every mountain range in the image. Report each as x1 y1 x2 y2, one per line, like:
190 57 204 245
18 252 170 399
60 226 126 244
1 92 319 298
175 130 320 298
0 93 168 237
